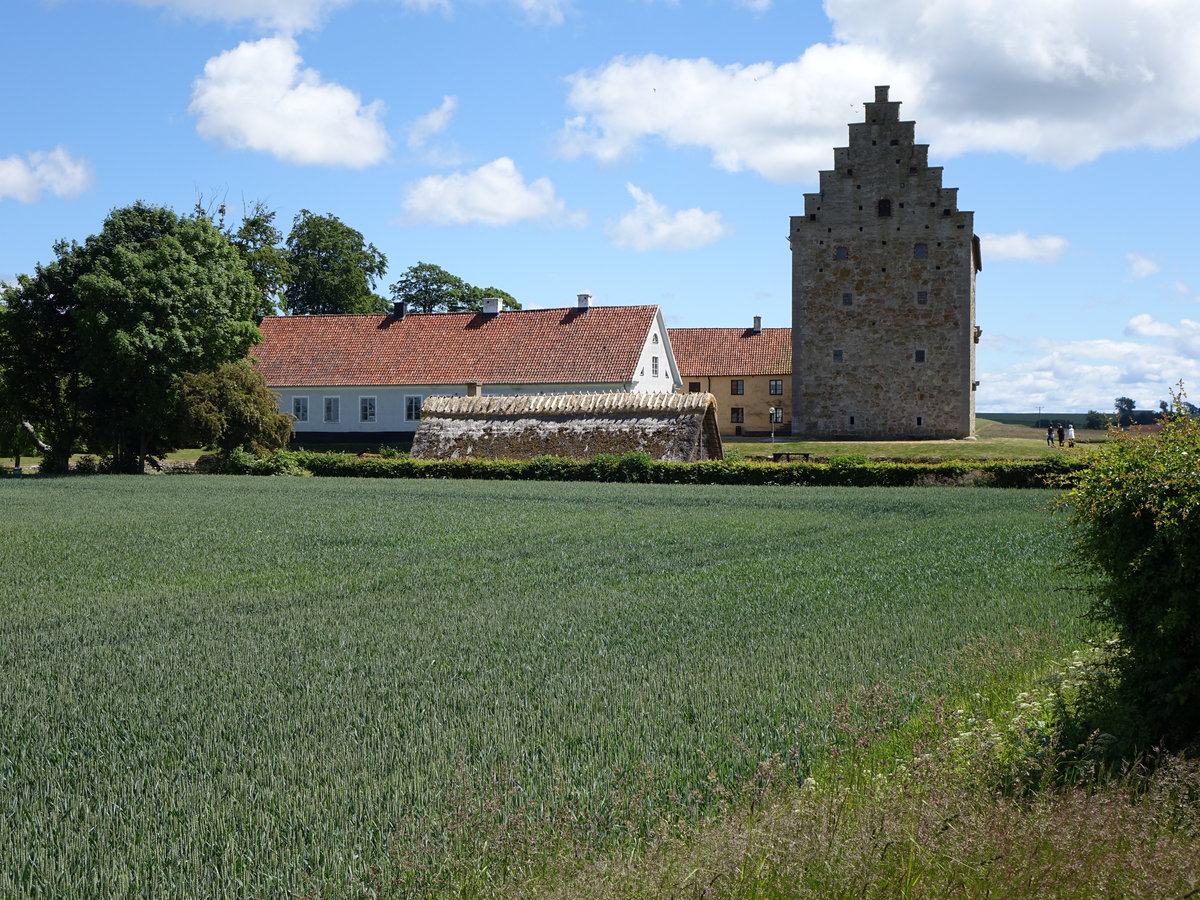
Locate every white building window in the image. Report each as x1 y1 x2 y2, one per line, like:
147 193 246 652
359 396 376 423
405 395 423 421
769 407 784 424
292 396 309 423
651 355 659 377
323 396 340 423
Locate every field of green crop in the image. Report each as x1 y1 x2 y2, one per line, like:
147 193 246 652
0 476 1087 898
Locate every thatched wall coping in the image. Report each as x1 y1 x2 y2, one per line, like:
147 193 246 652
421 391 716 419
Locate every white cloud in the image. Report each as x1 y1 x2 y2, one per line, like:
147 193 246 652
510 0 572 25
1126 252 1161 279
0 147 93 203
559 46 908 181
737 0 772 10
189 36 390 168
981 232 1068 263
405 95 465 164
401 157 583 226
977 318 1200 411
126 0 351 32
561 0 1200 180
607 183 731 251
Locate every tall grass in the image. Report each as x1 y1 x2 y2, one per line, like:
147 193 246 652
0 478 1086 897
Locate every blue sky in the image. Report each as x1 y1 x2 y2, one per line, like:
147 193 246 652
3 0 1199 414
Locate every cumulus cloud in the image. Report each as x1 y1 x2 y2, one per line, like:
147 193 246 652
0 147 93 203
561 0 1200 181
401 157 583 226
981 232 1068 263
977 317 1200 411
607 183 731 251
559 46 907 181
189 36 390 168
126 0 351 32
1126 252 1161 279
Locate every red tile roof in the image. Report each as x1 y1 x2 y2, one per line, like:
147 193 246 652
254 306 661 387
668 327 791 376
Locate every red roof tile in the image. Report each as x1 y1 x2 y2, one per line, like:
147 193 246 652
255 306 661 387
668 327 791 377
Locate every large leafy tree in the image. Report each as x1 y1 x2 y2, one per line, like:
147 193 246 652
1114 396 1138 427
177 362 293 454
0 202 261 473
283 210 388 315
0 323 37 468
231 202 290 321
0 241 96 471
389 261 521 314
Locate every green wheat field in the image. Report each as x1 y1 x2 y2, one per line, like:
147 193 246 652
0 476 1087 897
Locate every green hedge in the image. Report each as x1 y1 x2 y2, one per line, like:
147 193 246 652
271 449 1088 488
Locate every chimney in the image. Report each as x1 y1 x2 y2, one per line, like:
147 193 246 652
875 85 889 103
482 296 501 315
392 300 407 319
752 315 762 334
577 292 592 309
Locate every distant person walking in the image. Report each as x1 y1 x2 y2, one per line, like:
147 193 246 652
1057 424 1065 447
1046 424 1055 446
1067 423 1076 448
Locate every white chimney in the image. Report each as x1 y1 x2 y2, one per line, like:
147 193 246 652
577 292 592 309
482 296 501 315
752 315 762 333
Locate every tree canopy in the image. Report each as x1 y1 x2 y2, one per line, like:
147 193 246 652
230 202 290 321
177 362 294 454
389 262 521 314
284 210 388 315
0 202 261 472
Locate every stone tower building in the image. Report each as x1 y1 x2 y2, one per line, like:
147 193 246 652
790 86 980 439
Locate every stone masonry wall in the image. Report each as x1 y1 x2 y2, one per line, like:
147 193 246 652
790 86 977 439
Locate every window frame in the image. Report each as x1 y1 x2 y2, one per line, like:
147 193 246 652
323 396 340 424
404 395 423 422
768 379 783 396
359 395 377 424
292 396 309 423
730 407 745 424
730 379 744 396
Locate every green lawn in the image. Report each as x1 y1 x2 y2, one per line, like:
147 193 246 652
0 476 1087 897
725 416 1106 462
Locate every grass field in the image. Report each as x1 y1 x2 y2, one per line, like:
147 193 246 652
0 476 1088 897
724 416 1106 462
